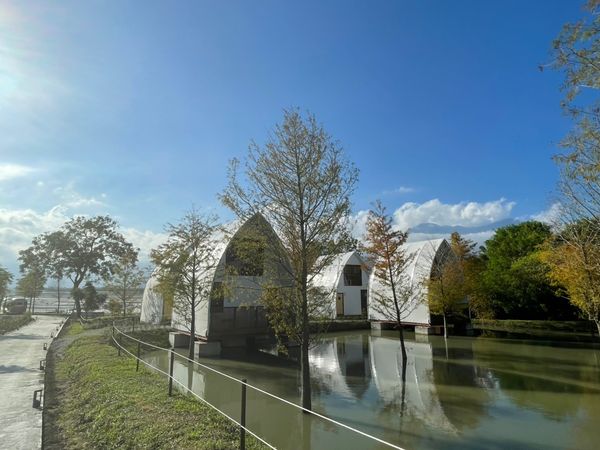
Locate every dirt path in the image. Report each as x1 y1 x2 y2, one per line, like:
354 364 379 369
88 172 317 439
0 315 64 450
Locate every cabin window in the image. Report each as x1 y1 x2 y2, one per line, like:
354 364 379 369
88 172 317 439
211 282 224 313
343 265 362 286
225 239 265 276
361 289 368 316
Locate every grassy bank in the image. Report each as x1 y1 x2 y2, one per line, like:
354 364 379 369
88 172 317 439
0 314 33 334
51 329 266 449
472 319 598 341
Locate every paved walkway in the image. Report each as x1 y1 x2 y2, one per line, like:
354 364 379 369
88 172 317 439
0 315 64 450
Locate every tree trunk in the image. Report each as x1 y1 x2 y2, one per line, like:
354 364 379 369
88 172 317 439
57 279 61 314
300 283 312 411
73 281 82 318
443 313 448 339
400 354 407 417
397 325 407 361
189 305 195 360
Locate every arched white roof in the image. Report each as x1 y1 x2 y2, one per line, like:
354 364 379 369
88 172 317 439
140 271 164 324
368 238 452 324
140 214 269 326
311 250 365 291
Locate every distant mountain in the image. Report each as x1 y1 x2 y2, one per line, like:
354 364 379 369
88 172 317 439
408 218 516 235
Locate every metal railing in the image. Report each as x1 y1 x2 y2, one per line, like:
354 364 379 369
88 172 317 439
111 323 407 450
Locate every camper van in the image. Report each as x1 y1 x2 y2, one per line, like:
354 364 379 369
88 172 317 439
2 298 28 315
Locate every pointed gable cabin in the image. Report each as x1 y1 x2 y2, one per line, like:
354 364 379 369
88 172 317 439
312 250 370 319
368 238 454 326
154 213 293 348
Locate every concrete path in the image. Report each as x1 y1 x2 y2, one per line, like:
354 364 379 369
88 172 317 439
0 315 64 450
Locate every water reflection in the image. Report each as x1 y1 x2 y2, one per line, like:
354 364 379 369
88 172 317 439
143 331 600 450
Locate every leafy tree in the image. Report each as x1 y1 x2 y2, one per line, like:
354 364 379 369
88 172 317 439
0 266 13 311
220 108 358 410
549 0 600 231
20 216 136 318
427 249 464 339
19 231 69 314
542 220 600 336
362 200 415 362
107 298 122 315
447 232 492 319
80 282 106 316
480 221 570 319
151 209 220 360
105 256 146 315
16 269 46 314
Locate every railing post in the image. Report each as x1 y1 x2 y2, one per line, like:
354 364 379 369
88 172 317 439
118 334 122 357
240 378 247 450
168 350 175 396
136 342 141 372
132 317 135 332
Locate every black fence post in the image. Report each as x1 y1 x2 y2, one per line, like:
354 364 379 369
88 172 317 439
118 334 122 357
132 317 135 332
240 378 247 450
168 350 175 396
136 342 141 372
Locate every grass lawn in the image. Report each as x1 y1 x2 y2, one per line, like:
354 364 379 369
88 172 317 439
53 328 267 449
0 314 33 334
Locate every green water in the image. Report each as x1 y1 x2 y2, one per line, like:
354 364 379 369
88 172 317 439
144 331 600 449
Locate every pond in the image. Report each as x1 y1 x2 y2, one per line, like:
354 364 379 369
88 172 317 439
143 330 600 450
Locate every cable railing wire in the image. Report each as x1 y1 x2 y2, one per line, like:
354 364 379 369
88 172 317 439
111 330 275 449
112 323 407 450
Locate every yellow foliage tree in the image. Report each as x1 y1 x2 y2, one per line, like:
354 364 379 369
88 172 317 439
542 224 600 337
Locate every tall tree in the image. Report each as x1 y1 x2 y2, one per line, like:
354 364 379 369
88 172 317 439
220 108 358 410
550 0 600 228
16 269 46 314
21 216 136 318
151 209 220 360
0 266 13 312
426 245 464 339
105 256 146 316
480 221 569 319
362 200 415 362
548 0 600 328
542 220 600 336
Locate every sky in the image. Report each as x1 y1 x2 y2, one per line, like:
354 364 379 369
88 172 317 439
0 0 587 276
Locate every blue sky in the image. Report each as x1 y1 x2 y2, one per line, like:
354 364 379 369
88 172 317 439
0 0 585 274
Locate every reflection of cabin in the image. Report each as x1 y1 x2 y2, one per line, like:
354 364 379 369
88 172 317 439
369 239 454 330
311 251 369 319
150 213 293 355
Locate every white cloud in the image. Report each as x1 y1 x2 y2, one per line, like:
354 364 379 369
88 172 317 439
0 203 165 277
121 228 167 269
392 198 515 230
0 206 69 274
382 186 415 195
350 197 515 247
529 203 562 225
52 182 107 209
0 163 34 181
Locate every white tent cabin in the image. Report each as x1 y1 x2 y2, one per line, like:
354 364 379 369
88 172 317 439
368 238 454 333
311 251 370 319
163 213 293 355
139 272 172 325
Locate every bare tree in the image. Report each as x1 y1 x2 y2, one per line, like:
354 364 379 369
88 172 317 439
151 209 220 360
220 108 358 410
362 200 418 362
105 256 146 315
